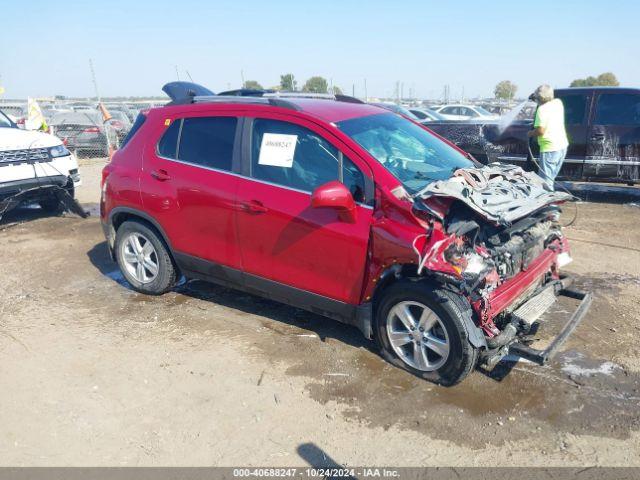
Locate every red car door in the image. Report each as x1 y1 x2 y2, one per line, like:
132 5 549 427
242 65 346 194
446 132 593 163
140 112 243 272
235 115 374 304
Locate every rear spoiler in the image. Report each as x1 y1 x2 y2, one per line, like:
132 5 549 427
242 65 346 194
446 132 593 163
162 82 215 105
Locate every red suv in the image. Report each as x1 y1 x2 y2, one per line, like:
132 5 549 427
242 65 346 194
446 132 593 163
100 82 590 385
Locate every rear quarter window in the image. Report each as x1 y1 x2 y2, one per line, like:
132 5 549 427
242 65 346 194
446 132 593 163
594 93 640 125
119 113 146 148
157 119 181 158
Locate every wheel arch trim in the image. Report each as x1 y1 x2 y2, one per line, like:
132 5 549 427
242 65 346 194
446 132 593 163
371 265 487 349
106 207 175 257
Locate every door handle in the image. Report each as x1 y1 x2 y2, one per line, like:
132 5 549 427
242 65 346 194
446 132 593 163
242 200 268 214
151 169 171 181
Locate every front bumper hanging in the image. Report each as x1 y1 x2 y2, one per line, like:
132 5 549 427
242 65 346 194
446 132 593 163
508 279 592 366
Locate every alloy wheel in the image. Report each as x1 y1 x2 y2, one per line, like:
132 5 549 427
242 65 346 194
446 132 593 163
386 301 450 371
120 232 159 284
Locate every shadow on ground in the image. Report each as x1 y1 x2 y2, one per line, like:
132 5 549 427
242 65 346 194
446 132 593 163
86 240 372 351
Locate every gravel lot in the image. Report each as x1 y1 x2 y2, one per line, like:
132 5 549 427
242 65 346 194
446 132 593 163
1 159 639 466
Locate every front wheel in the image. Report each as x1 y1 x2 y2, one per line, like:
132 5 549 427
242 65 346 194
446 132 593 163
375 280 479 386
38 197 64 214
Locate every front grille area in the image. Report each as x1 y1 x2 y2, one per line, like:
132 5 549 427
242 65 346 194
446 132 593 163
0 148 50 164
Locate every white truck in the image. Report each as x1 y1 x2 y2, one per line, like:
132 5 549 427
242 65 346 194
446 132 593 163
0 108 82 219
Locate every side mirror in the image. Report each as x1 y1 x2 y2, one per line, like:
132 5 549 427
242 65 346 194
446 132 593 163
311 181 357 223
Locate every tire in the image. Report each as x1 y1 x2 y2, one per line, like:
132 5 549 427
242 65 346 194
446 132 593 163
38 197 64 214
114 220 177 295
375 279 479 386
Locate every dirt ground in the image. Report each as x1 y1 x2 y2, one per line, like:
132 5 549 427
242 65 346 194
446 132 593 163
1 158 639 467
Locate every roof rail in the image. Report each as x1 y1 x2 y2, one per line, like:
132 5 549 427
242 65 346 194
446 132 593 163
266 91 365 104
216 89 365 104
264 92 335 99
162 82 364 109
192 95 302 111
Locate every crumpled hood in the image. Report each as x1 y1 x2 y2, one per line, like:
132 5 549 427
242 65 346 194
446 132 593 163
418 163 572 225
0 127 61 151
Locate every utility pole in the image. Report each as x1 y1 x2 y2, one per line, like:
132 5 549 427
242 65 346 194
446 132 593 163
352 84 355 97
175 65 180 81
364 79 368 102
240 70 245 88
89 58 101 101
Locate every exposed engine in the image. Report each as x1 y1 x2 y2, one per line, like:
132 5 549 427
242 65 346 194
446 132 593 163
442 205 562 294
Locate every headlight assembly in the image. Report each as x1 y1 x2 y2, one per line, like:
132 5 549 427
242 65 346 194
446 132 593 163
49 144 71 158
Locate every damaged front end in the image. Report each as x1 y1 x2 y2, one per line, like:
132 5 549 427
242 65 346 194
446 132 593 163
0 184 88 223
411 163 590 366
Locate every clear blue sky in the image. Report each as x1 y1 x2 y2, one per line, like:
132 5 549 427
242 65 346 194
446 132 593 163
1 0 638 100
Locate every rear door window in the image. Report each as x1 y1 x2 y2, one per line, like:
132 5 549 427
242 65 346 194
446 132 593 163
250 118 367 203
177 117 237 171
594 94 640 125
558 94 588 125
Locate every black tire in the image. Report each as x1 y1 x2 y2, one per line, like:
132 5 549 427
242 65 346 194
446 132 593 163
375 279 479 386
38 197 64 214
114 220 177 295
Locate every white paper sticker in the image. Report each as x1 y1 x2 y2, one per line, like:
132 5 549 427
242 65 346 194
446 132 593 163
258 133 298 167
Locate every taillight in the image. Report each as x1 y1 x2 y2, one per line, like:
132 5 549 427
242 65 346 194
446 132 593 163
83 126 100 133
17 117 25 125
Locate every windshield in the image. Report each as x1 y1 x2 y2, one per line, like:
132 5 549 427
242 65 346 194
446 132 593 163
337 113 473 194
425 109 446 120
474 106 494 116
0 110 14 128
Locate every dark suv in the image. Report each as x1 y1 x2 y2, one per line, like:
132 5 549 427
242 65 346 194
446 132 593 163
100 82 590 385
428 87 640 184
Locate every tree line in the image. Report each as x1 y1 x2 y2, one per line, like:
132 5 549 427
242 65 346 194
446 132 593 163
243 72 621 100
493 72 620 101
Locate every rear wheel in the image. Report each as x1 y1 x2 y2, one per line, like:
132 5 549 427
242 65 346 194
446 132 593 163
115 220 177 295
375 280 479 386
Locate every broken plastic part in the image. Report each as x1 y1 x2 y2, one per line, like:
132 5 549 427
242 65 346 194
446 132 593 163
0 185 88 223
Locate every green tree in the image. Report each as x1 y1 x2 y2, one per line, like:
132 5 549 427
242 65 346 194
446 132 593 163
494 80 518 101
302 76 328 94
243 80 263 90
280 73 297 91
570 72 619 87
331 85 343 95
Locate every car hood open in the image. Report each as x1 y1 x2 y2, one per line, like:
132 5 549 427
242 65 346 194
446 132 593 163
417 163 572 225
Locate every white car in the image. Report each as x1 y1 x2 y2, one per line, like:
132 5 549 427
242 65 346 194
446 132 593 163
0 108 81 216
433 104 499 120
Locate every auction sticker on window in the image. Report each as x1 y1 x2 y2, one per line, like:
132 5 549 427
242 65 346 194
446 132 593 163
258 133 298 167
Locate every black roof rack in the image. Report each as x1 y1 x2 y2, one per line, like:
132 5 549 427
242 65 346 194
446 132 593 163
218 88 276 97
162 82 365 110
